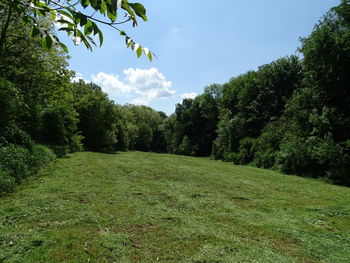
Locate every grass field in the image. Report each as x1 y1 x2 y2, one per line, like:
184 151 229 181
0 151 349 262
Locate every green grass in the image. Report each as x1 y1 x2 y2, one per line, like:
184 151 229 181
1 151 349 262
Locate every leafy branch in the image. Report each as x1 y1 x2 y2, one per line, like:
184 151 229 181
2 0 155 60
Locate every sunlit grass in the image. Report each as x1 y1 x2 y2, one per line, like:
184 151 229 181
0 151 349 262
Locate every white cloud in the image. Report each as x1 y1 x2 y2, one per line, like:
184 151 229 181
91 72 132 94
131 97 152 105
90 68 176 106
181 92 198 100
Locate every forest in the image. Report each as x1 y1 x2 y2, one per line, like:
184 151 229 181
1 0 350 196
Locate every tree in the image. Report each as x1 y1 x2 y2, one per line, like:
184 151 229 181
300 0 350 143
0 11 80 152
0 0 153 59
122 104 166 152
73 81 118 152
165 91 220 157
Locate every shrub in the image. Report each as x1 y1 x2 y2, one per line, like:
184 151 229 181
237 137 257 164
326 140 350 186
0 170 16 194
50 145 69 158
254 148 277 168
29 144 56 173
0 144 31 183
223 152 240 164
178 136 192 155
276 138 311 176
69 134 84 153
0 143 56 192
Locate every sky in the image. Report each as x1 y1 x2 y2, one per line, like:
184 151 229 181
59 0 339 115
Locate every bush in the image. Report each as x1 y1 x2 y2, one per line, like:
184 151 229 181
326 140 350 186
69 134 84 153
254 148 277 168
0 144 31 183
178 136 192 155
50 145 69 158
223 152 240 164
276 138 312 176
237 137 257 164
29 144 56 173
0 170 16 194
0 143 56 193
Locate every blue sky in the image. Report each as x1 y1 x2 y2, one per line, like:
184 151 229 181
60 0 339 115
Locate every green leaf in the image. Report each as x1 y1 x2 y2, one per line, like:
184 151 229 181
82 39 92 50
125 37 132 48
58 10 73 20
147 52 153 61
84 20 93 36
92 22 99 36
42 35 53 49
75 30 93 50
90 0 98 8
22 16 31 24
58 27 73 33
59 42 69 53
100 1 107 14
111 0 117 11
56 18 71 25
51 34 59 44
79 14 88 26
136 45 142 58
107 10 117 22
37 9 46 17
143 48 152 61
50 12 57 22
98 30 103 47
129 3 147 21
120 30 126 36
85 35 96 47
122 0 135 17
80 0 90 8
30 26 41 38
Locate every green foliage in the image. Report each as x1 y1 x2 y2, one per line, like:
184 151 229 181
0 78 24 129
1 0 153 59
29 144 56 173
41 104 78 147
69 134 84 153
122 104 167 152
328 140 350 186
178 135 192 155
0 144 55 190
0 0 349 191
49 145 70 158
236 137 257 164
253 121 283 169
72 83 167 153
73 81 118 152
0 170 16 194
0 144 31 184
0 12 81 152
212 111 234 160
165 88 220 157
210 2 350 186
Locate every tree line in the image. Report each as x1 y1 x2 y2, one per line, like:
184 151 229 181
167 1 350 186
1 0 349 193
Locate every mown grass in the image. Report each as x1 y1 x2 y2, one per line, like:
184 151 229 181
0 151 349 262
